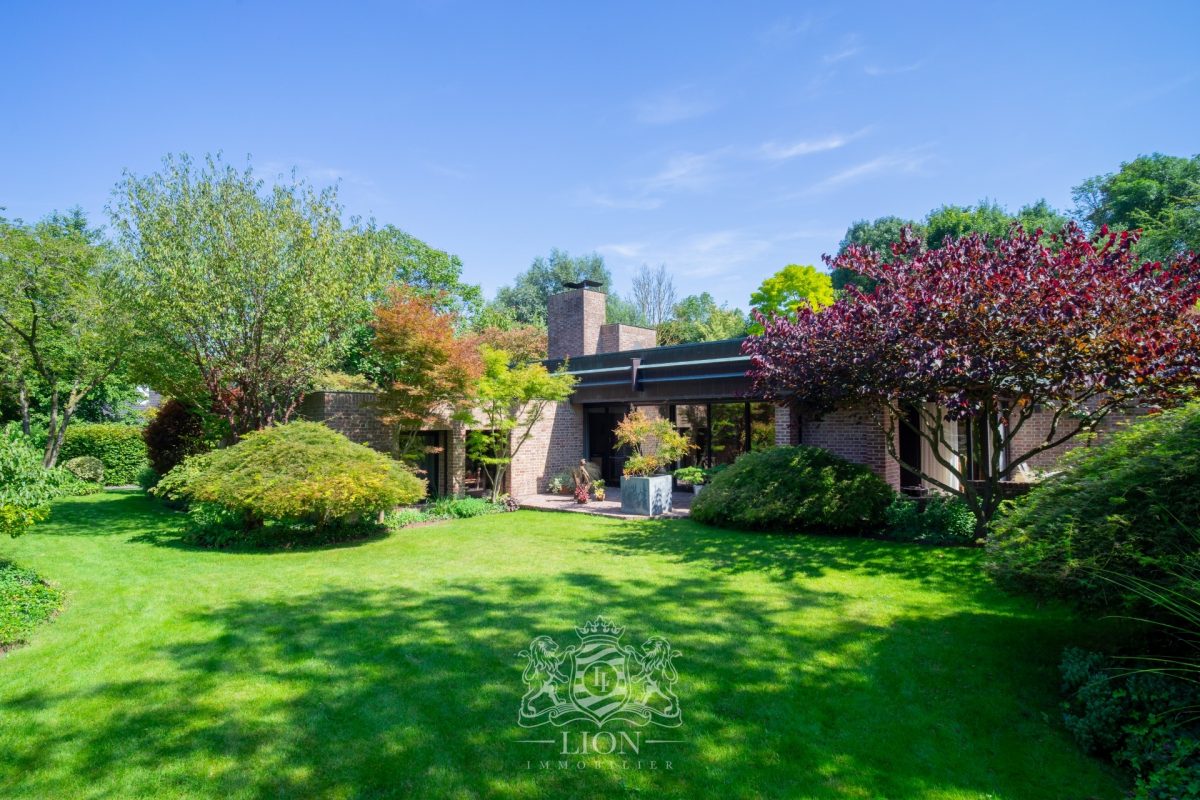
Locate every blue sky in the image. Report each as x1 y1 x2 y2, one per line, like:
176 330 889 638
2 1 1198 309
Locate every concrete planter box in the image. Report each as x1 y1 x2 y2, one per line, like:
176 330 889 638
620 474 673 516
692 484 705 495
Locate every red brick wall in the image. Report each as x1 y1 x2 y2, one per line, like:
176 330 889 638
507 400 585 497
800 405 900 488
598 323 657 354
774 405 800 446
299 391 394 452
1008 406 1141 471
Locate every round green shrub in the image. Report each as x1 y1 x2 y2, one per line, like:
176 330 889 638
885 494 977 545
62 456 104 484
690 445 894 535
59 423 148 485
156 421 426 536
988 402 1200 615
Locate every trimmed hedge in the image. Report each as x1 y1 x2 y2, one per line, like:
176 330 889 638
60 423 148 485
691 445 894 535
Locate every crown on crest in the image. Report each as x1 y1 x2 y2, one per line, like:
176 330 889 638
575 616 624 639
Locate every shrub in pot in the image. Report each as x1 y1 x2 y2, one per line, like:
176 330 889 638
673 466 706 494
614 410 696 515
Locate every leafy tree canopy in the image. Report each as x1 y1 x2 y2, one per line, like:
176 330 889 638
111 154 393 436
493 248 645 327
1072 152 1200 261
658 293 748 345
748 265 834 332
748 224 1200 532
0 210 134 465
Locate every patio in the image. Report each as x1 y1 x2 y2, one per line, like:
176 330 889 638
517 484 695 518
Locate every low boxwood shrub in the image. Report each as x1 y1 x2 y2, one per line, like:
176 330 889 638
1060 647 1200 800
0 559 64 649
988 402 1200 616
62 455 104 485
59 423 149 485
156 421 426 546
885 494 977 545
691 445 894 535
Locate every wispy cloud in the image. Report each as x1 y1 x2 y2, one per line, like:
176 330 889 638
574 189 663 211
256 158 374 188
757 129 867 161
864 60 924 77
807 150 931 193
638 150 726 193
759 14 818 44
599 227 834 280
633 87 718 126
822 35 862 64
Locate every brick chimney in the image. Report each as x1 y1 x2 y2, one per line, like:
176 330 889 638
547 281 607 359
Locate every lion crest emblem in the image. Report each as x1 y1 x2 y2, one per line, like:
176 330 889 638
517 617 681 728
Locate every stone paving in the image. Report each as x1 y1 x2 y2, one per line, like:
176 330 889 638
517 485 694 519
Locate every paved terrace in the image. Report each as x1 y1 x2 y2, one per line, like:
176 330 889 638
517 485 694 519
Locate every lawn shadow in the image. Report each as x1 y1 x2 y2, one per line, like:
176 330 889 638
0 570 1121 799
599 516 989 594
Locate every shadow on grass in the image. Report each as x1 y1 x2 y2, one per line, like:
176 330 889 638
0 570 1120 799
598 516 988 591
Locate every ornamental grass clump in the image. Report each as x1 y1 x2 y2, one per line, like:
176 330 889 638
156 421 425 545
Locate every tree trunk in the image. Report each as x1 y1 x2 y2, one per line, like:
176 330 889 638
18 380 30 437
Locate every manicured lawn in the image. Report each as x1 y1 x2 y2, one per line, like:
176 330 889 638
0 491 1122 799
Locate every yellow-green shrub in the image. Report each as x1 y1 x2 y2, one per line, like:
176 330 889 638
156 421 425 535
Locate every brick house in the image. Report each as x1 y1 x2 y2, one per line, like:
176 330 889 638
303 283 1127 498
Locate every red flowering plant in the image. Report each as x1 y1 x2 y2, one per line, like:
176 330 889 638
744 223 1200 534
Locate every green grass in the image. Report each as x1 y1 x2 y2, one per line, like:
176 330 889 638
0 491 1123 799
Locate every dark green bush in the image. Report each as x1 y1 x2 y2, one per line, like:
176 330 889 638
142 398 214 476
62 455 104 484
1060 647 1200 800
691 445 894 535
885 494 977 545
157 421 426 546
0 560 64 648
60 423 149 485
988 403 1200 616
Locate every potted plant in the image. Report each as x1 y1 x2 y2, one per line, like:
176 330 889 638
593 480 606 502
673 465 707 494
614 410 696 515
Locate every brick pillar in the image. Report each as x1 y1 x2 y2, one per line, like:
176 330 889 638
774 405 800 445
448 420 466 496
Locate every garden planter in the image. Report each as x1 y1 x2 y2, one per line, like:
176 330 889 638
620 474 673 516
692 484 705 495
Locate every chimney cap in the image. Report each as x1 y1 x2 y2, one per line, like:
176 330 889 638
562 279 603 290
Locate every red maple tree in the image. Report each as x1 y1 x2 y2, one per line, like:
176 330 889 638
745 223 1200 532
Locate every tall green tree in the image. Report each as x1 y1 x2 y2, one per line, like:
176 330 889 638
749 264 834 332
658 293 748 345
493 248 645 327
0 211 133 466
833 216 925 291
1073 153 1200 261
111 154 390 436
466 347 577 501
